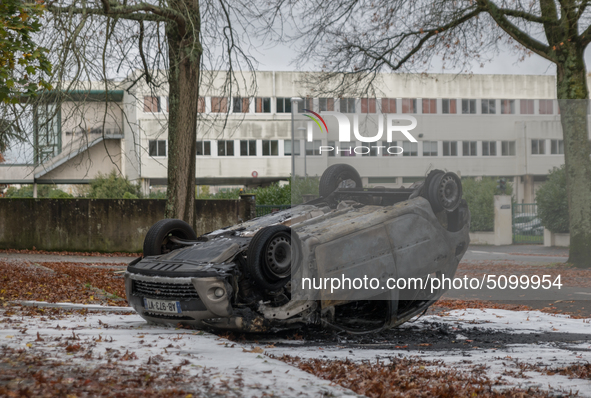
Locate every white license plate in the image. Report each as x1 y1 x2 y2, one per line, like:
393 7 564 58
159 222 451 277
143 298 181 314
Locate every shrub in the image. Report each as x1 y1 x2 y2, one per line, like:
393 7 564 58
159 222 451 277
88 171 142 199
462 177 513 232
4 185 72 198
536 165 569 233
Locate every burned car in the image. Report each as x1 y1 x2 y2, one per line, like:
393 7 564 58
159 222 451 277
125 165 470 333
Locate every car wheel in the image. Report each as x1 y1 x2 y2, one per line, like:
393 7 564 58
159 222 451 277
424 171 462 213
143 219 198 257
319 164 363 198
247 225 292 291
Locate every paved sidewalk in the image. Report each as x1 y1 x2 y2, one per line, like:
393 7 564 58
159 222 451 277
0 252 135 264
463 244 569 264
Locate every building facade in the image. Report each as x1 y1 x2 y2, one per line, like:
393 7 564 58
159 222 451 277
0 71 583 202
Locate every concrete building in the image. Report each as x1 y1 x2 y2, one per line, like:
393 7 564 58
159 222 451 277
0 71 583 202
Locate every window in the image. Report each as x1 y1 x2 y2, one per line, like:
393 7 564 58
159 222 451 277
531 139 546 155
501 99 515 114
298 98 314 113
218 140 234 156
240 140 257 156
463 141 477 156
482 141 497 156
361 98 376 113
232 97 249 113
551 139 564 154
401 98 416 113
196 140 211 156
306 140 321 155
276 98 292 113
211 97 229 113
368 177 397 184
422 99 437 114
422 141 438 156
255 97 271 113
340 98 356 113
148 140 166 157
501 141 516 156
443 141 457 156
381 98 397 113
339 141 355 156
442 99 457 114
197 97 205 113
402 177 423 184
284 140 300 156
539 100 554 114
481 99 496 114
262 140 279 156
144 96 161 113
328 141 336 157
361 144 378 156
381 140 399 156
319 98 334 112
520 99 534 114
402 141 418 156
462 99 476 114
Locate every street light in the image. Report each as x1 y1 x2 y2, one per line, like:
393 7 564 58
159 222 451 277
290 97 303 184
297 126 307 178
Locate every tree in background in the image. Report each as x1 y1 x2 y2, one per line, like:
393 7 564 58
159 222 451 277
462 178 513 232
0 0 52 104
537 165 569 233
261 0 591 267
3 0 259 228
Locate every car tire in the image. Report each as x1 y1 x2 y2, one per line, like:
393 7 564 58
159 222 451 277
247 225 292 291
319 164 363 198
424 171 463 213
143 219 198 257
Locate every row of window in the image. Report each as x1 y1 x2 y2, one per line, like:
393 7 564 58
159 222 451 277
149 139 282 157
148 139 565 157
144 96 558 115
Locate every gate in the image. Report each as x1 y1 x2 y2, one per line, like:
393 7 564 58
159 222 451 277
255 204 291 218
512 203 543 244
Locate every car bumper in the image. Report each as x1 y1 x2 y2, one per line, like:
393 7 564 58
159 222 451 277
124 272 233 328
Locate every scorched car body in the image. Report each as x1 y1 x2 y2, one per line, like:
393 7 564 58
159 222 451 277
125 165 470 333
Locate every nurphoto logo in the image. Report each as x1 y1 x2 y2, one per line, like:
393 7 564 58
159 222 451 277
302 110 418 156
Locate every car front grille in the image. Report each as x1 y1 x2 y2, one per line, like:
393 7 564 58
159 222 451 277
133 279 199 299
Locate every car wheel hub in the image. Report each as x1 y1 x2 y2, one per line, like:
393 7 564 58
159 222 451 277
265 235 291 278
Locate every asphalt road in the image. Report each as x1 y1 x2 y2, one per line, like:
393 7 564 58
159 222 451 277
463 244 569 263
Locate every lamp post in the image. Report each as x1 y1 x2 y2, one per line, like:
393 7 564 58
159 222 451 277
290 97 302 184
297 126 308 178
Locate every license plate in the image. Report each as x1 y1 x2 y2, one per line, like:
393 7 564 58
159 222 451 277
143 298 181 314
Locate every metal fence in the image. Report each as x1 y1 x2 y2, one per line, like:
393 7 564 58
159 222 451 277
255 204 291 218
512 203 543 244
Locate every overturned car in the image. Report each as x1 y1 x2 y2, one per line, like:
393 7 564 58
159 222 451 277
125 165 470 333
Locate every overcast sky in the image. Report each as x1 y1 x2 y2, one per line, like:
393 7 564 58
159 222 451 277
250 40 573 76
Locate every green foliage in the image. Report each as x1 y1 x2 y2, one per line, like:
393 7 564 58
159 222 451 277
536 165 569 233
48 189 73 198
4 184 71 198
290 177 320 205
462 177 513 232
0 0 52 103
148 190 167 199
255 182 291 205
88 171 142 199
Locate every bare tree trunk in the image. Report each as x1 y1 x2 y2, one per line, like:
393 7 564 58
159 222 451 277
557 51 591 267
164 4 201 227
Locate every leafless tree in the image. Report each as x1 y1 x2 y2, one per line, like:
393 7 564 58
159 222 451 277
1 0 258 224
256 0 591 267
